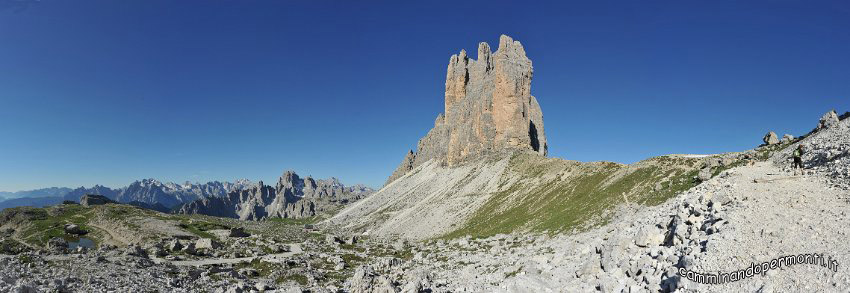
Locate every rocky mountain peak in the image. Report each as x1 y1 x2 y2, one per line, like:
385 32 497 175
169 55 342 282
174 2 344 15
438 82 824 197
177 170 374 220
386 35 547 185
232 178 253 186
277 170 302 191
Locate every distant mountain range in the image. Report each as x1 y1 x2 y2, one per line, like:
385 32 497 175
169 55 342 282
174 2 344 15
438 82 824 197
0 187 73 200
0 179 256 211
176 171 374 220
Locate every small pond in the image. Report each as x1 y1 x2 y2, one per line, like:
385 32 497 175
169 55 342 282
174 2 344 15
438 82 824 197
68 237 95 250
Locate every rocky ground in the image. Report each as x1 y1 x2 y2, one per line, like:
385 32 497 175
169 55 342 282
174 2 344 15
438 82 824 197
3 158 846 292
390 162 849 292
0 205 443 292
1 114 846 292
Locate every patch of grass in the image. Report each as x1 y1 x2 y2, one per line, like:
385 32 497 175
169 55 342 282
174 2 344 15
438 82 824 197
323 271 350 283
177 220 229 239
505 266 523 278
390 248 414 260
267 217 320 225
369 244 414 260
17 253 35 263
0 238 30 254
235 258 278 277
310 258 337 271
5 205 99 247
341 253 365 265
277 273 309 286
753 142 794 161
442 153 706 239
638 168 700 206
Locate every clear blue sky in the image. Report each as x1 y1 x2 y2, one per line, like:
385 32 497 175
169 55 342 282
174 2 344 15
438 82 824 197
1 0 848 192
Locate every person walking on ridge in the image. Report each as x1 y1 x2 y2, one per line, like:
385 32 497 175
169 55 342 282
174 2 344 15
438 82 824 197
792 144 804 175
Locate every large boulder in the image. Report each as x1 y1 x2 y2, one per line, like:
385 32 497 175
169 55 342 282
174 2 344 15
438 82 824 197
167 239 183 252
195 238 221 250
182 242 197 255
348 265 399 293
47 237 68 253
697 167 712 182
63 224 87 235
386 35 547 185
80 194 116 207
781 134 794 143
634 226 664 247
817 110 840 130
762 131 779 145
229 227 250 238
124 244 148 258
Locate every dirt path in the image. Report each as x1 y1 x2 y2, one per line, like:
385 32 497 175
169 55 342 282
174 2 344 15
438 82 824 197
682 162 850 292
87 222 129 247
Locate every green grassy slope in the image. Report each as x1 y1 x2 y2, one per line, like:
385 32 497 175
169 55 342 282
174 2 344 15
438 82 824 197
441 149 771 239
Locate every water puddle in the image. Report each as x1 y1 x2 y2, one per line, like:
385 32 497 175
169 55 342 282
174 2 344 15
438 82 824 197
68 237 95 250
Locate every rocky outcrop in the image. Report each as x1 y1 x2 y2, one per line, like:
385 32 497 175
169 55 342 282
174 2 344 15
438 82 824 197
80 194 116 207
386 35 547 185
176 171 373 220
762 131 779 145
817 109 840 130
781 133 795 143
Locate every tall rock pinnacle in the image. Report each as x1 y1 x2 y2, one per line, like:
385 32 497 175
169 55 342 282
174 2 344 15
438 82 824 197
386 35 547 185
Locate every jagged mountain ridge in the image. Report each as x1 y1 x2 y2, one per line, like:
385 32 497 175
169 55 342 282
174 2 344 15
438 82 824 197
58 179 255 209
0 179 256 211
176 171 374 220
112 179 255 208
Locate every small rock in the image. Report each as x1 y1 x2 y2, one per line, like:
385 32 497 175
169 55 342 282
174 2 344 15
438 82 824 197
238 268 259 278
255 282 272 291
326 235 343 245
346 235 358 245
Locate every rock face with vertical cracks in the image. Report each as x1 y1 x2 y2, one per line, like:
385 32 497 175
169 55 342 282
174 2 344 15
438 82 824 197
386 35 547 185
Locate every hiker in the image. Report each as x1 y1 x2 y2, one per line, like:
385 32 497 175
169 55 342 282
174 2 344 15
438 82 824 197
792 144 804 175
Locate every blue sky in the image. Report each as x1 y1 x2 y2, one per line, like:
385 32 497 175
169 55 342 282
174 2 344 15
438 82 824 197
1 0 848 191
